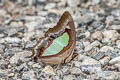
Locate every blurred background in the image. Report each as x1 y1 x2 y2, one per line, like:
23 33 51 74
0 0 120 80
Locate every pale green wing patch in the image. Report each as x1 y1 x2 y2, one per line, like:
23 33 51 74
42 32 69 56
66 26 70 29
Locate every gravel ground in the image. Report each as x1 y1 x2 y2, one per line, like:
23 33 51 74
0 0 120 80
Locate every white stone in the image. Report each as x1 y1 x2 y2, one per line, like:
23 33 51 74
109 25 120 30
67 0 80 7
91 31 103 40
4 37 21 44
99 46 114 52
84 31 90 38
8 73 14 77
84 40 100 51
42 65 56 75
102 30 119 42
32 63 41 68
114 63 120 71
63 75 75 80
44 3 56 10
69 67 82 75
109 56 120 64
99 56 110 65
10 51 32 64
116 40 120 48
82 40 90 47
22 70 36 79
10 21 19 27
78 55 102 75
25 21 39 32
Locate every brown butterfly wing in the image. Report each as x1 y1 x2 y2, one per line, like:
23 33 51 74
32 11 76 64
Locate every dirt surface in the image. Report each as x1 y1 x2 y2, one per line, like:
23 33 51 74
0 0 120 80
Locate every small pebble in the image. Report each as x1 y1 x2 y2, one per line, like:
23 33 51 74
18 21 24 27
106 16 114 27
106 50 120 59
8 73 14 77
102 30 119 42
8 65 11 69
114 63 120 71
109 56 120 64
99 56 110 65
28 61 35 66
72 61 81 67
78 14 94 24
84 31 90 38
16 63 26 72
91 21 104 30
0 0 120 80
109 25 120 30
10 51 32 64
0 33 6 38
92 51 105 60
70 67 82 75
82 40 90 47
84 40 100 51
10 21 19 27
78 55 102 75
91 31 103 41
116 40 120 48
22 70 35 80
67 0 80 7
44 3 56 10
76 41 84 50
32 63 41 68
103 71 119 80
99 46 114 52
63 75 75 80
0 44 5 53
88 0 100 5
4 37 21 44
42 65 56 75
25 21 39 32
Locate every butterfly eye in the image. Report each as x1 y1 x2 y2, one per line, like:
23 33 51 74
50 35 55 39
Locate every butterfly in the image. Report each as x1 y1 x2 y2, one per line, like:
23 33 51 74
31 11 77 64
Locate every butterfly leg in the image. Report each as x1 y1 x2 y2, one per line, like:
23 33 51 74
55 57 65 71
72 53 79 60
